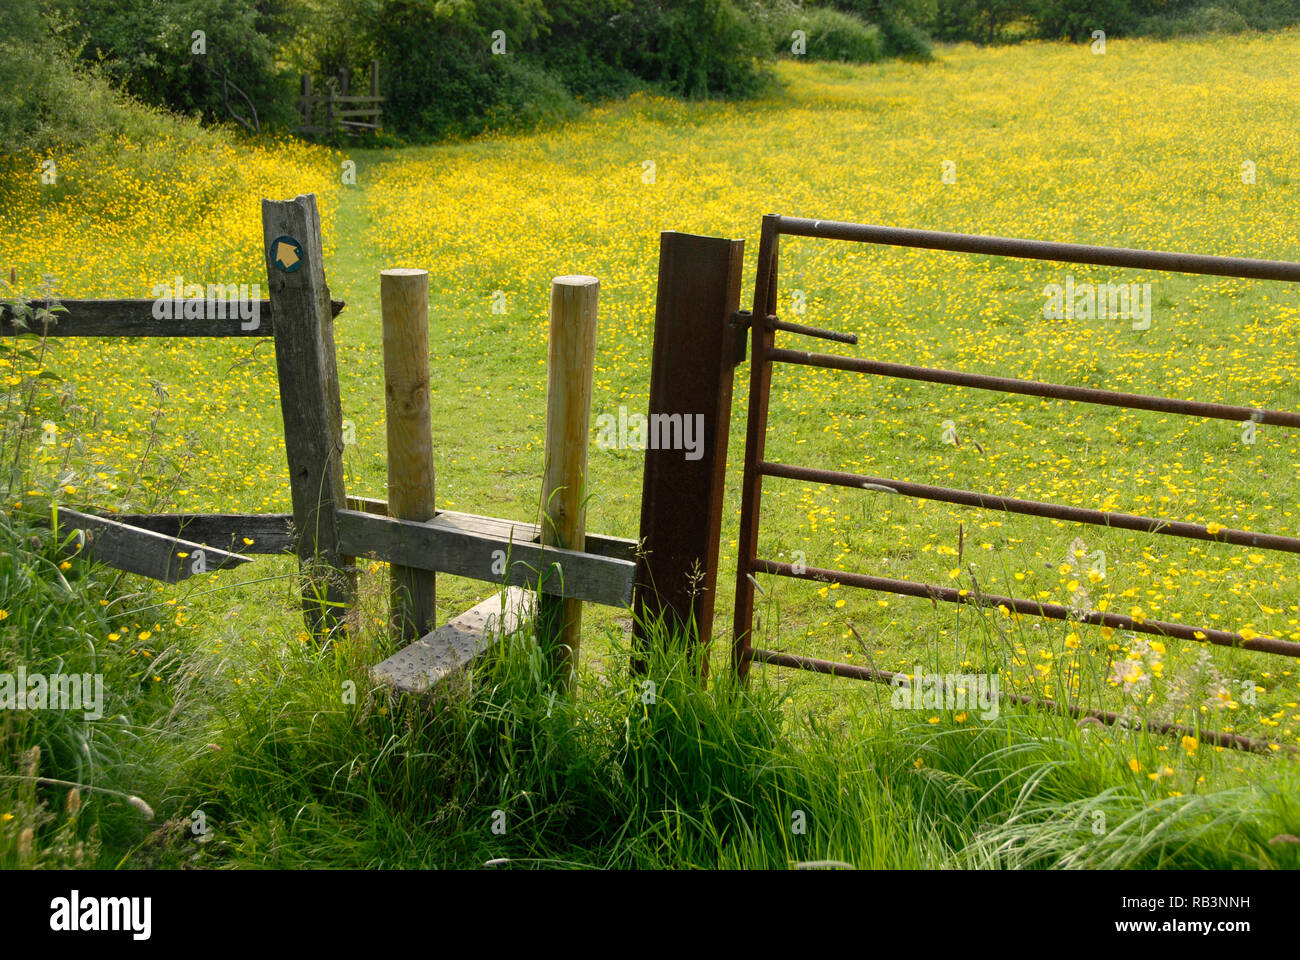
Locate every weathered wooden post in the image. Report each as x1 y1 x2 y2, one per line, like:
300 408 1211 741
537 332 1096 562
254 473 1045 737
262 193 355 638
381 268 436 642
540 275 599 690
633 232 745 679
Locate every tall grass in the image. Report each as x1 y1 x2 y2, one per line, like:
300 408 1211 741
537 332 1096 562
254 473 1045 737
149 598 1300 869
3 472 1297 870
0 293 209 867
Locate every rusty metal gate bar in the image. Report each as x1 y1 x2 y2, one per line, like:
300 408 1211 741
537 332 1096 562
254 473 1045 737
731 213 1300 753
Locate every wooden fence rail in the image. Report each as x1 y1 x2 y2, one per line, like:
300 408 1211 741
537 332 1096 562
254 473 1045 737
1 299 344 337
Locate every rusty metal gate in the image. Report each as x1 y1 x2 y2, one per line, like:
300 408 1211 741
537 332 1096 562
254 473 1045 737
730 214 1300 752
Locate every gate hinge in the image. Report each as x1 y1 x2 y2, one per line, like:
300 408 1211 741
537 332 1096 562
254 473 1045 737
728 310 751 366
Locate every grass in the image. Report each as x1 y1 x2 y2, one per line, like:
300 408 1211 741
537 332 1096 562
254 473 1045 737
2 497 1298 868
2 30 1300 868
15 585 1292 870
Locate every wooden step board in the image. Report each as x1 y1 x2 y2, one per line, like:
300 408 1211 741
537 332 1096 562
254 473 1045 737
372 587 534 695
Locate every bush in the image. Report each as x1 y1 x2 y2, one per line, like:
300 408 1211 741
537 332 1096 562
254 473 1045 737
782 7 886 61
1029 0 1139 38
537 0 656 100
484 58 585 131
50 0 297 133
824 0 936 58
367 0 550 140
926 0 1298 42
878 10 938 55
364 0 773 141
0 6 140 152
1189 4 1251 27
930 0 1032 41
630 0 774 98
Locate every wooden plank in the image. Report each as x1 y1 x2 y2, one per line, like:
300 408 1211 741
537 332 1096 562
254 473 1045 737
108 513 294 554
300 95 385 105
372 587 533 695
55 508 253 583
0 299 344 337
79 503 634 568
264 193 356 636
343 497 637 562
335 508 635 607
634 232 745 675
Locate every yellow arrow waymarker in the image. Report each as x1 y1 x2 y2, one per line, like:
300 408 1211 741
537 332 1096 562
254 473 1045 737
276 241 300 268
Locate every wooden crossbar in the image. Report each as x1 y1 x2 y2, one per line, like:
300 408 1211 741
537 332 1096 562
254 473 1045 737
1 299 345 337
346 497 636 562
54 508 254 583
108 513 295 553
78 502 637 586
335 508 636 607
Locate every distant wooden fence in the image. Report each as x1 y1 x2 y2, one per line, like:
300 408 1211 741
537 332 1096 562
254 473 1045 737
298 62 384 136
7 195 744 699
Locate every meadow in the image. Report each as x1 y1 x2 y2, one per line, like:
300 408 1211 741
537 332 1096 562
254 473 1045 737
2 31 1299 868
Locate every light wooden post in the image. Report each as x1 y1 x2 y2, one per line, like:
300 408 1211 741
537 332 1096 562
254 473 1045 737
540 275 599 690
381 268 436 643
